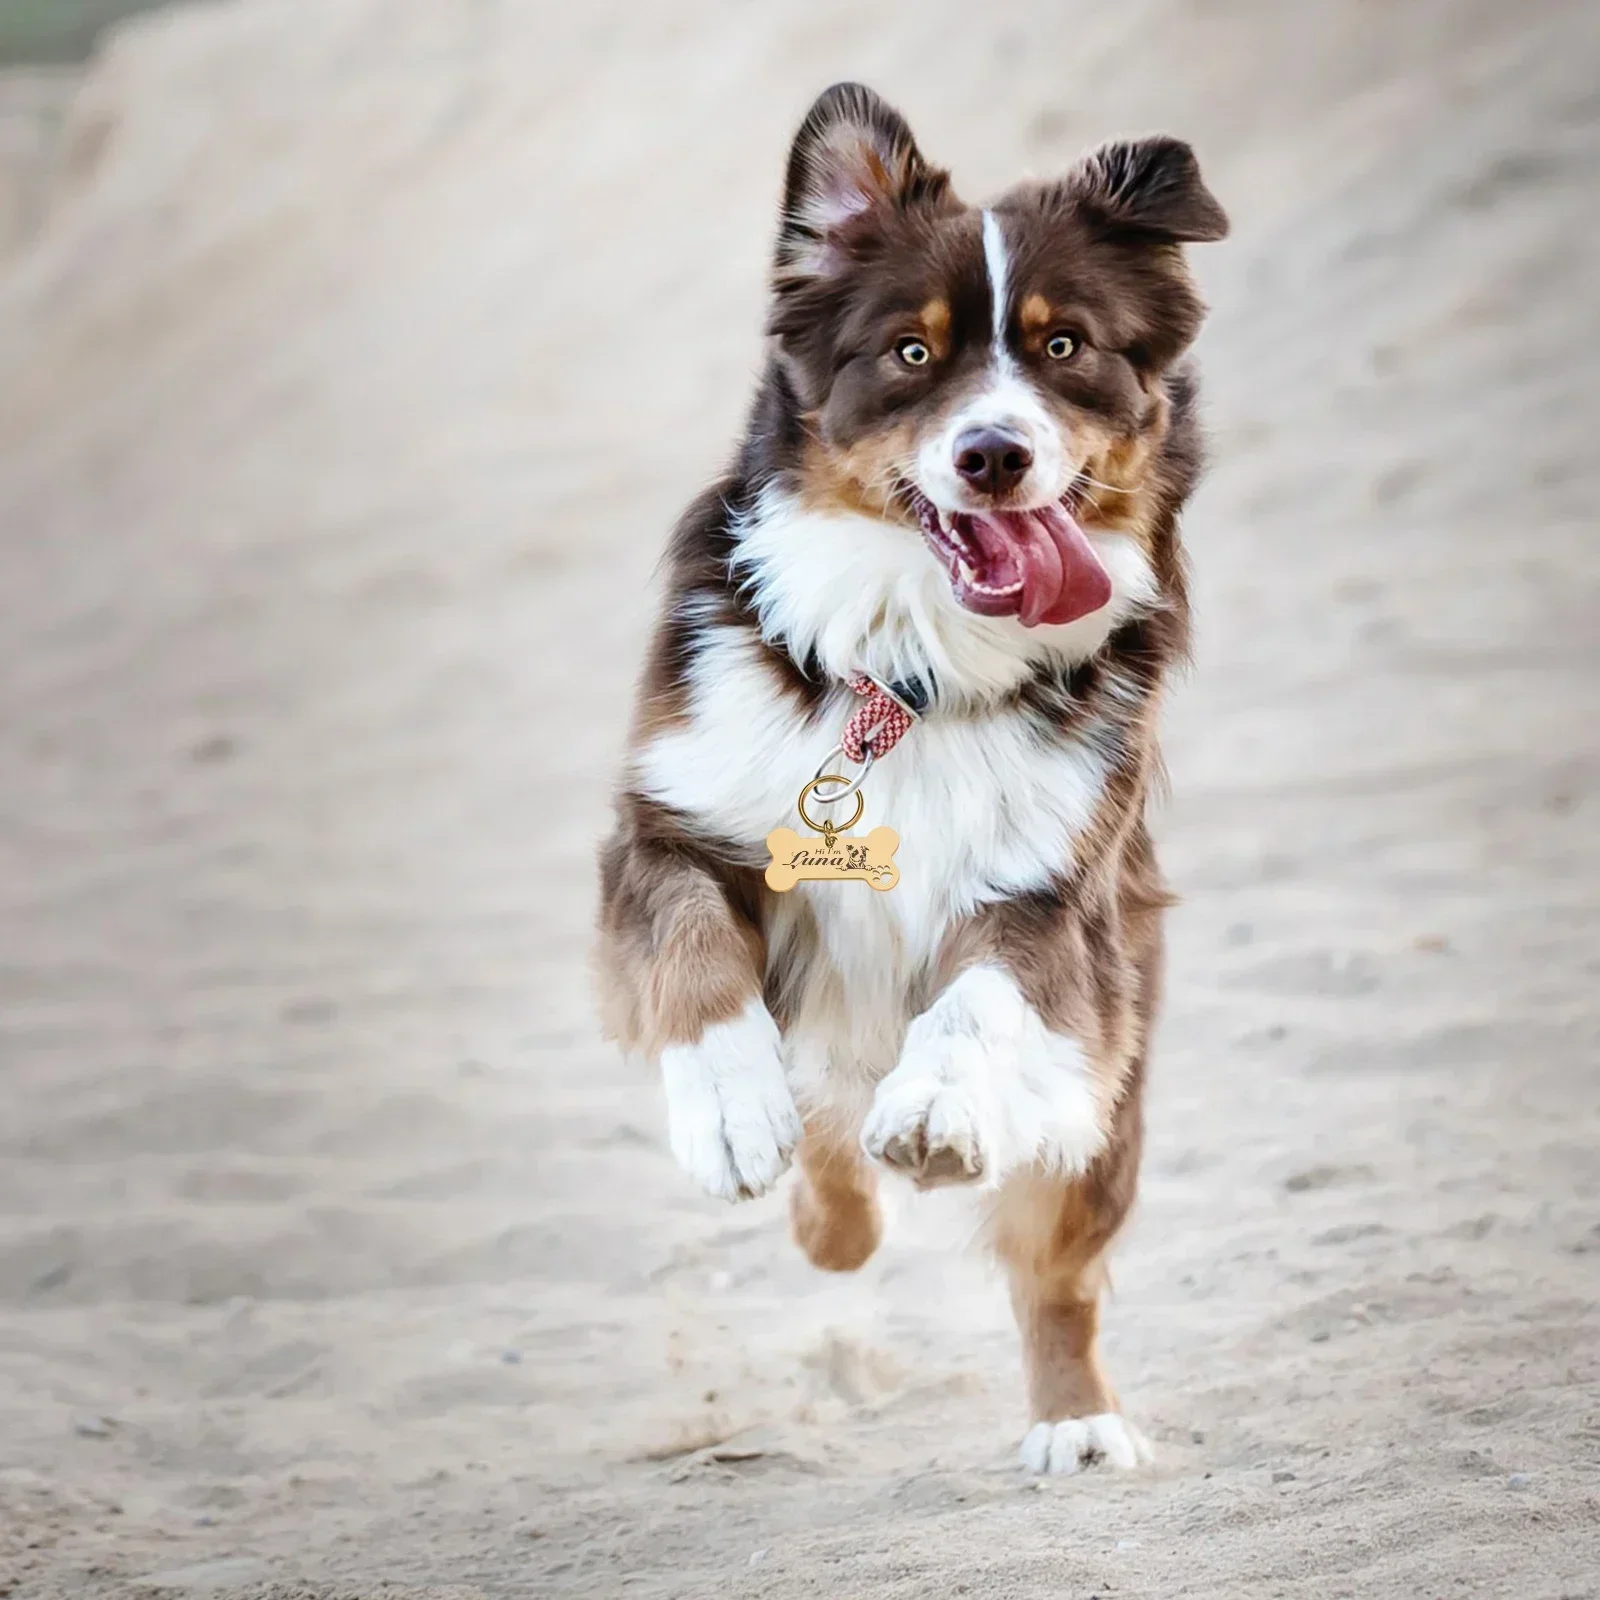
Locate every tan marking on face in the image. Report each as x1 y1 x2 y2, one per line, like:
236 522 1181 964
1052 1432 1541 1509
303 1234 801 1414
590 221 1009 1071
1008 377 1170 551
1075 387 1171 548
919 296 952 359
1019 292 1054 342
1079 431 1155 537
795 424 920 523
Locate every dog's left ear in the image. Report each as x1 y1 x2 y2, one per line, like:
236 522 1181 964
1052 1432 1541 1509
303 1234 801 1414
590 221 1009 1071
1068 135 1229 244
775 82 950 278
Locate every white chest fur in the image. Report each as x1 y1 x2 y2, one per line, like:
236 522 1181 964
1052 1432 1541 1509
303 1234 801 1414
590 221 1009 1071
632 496 1156 1107
636 622 1109 935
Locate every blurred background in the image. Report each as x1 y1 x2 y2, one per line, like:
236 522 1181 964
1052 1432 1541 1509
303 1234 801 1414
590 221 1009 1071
1 2 1596 1595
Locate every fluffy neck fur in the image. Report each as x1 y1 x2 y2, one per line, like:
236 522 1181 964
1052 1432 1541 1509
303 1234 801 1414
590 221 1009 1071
730 481 1160 707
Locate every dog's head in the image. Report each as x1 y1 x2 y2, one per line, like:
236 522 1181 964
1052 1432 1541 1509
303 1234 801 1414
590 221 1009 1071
768 83 1227 629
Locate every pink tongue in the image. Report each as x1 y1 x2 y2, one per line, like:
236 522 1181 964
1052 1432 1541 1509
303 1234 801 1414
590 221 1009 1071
970 504 1113 628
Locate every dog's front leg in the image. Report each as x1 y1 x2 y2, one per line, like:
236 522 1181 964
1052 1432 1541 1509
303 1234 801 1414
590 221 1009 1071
597 825 800 1202
860 964 1105 1188
658 996 800 1202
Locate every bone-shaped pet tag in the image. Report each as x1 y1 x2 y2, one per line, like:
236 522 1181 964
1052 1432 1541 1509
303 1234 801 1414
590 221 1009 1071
764 778 900 893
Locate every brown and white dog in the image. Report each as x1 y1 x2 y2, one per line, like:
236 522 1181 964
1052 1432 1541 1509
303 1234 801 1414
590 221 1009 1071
596 83 1226 1475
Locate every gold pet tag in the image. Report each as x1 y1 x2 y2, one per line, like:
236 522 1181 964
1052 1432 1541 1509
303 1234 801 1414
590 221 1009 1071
765 778 900 893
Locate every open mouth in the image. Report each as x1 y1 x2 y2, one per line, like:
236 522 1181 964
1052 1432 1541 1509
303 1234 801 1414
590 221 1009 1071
904 483 1114 629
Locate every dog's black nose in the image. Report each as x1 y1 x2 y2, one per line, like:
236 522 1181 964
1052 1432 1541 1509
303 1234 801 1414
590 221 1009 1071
953 426 1034 496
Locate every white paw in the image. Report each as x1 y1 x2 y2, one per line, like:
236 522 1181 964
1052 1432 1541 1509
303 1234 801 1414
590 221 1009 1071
862 966 1103 1189
860 1053 991 1187
1019 1413 1152 1476
659 1000 801 1202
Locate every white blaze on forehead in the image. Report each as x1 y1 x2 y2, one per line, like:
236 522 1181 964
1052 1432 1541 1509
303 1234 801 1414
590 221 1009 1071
914 207 1070 507
982 209 1012 363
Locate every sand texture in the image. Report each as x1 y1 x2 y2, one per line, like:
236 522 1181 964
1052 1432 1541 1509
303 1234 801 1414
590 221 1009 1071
1 1 1597 1594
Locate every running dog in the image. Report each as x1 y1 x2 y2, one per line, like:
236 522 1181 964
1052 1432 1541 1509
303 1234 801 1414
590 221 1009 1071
596 82 1227 1474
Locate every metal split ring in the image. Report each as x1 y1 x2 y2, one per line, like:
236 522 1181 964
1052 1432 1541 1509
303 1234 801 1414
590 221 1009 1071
809 743 875 804
797 777 865 835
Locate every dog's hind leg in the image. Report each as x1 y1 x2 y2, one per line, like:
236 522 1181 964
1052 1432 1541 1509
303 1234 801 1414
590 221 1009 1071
790 1121 882 1272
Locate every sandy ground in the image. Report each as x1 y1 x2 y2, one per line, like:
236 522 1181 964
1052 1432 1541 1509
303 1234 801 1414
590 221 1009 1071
1 1 1598 1595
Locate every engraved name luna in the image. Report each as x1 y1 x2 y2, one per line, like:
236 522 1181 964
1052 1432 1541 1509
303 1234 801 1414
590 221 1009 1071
764 825 901 893
785 844 881 870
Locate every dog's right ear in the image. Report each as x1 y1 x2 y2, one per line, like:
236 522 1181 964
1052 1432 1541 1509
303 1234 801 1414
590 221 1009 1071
775 83 949 280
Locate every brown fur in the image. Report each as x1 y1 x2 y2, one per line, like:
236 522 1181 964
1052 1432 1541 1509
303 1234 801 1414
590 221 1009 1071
790 1125 883 1272
596 797 768 1056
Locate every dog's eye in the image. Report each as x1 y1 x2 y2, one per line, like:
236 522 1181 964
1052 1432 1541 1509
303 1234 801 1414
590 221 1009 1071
895 338 931 367
1045 332 1079 361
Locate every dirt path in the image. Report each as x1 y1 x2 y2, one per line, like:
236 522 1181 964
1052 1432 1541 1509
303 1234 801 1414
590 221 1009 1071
1 2 1597 1595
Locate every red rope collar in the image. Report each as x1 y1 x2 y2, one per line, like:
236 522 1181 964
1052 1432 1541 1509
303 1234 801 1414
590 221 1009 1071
841 674 916 765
